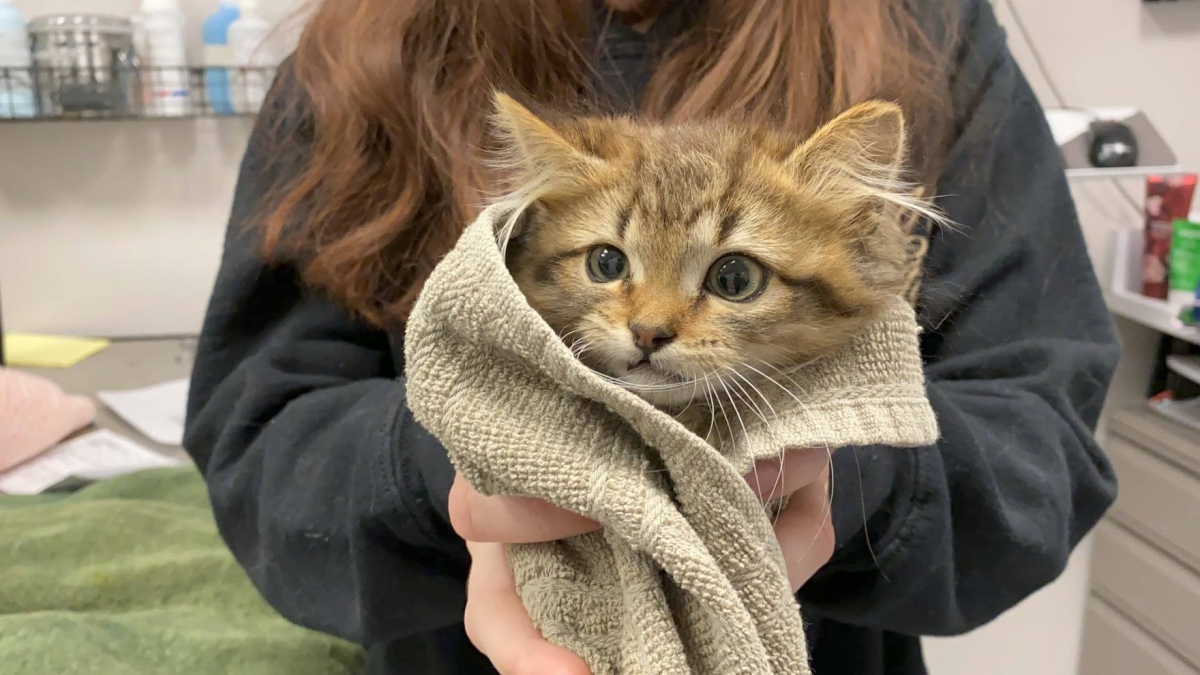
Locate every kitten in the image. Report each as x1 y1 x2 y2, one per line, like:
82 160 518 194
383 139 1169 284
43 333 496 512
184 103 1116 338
492 93 938 433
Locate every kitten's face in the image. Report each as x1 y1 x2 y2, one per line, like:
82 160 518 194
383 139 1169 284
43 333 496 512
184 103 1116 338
496 97 920 409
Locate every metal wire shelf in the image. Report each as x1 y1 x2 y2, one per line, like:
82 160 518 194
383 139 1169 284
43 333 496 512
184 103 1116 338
0 66 279 122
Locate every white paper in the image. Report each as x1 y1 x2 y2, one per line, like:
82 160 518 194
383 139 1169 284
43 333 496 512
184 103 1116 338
98 378 189 446
0 429 183 495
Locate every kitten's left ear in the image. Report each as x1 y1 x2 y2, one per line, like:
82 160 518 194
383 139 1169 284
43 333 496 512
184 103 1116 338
492 92 598 180
786 101 907 183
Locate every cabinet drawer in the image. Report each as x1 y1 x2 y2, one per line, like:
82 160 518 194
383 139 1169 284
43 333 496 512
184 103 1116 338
1107 436 1200 572
1091 521 1200 669
1110 406 1200 476
1080 598 1198 675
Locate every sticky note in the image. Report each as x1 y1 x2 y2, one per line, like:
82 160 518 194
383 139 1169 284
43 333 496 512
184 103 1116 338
3 334 110 369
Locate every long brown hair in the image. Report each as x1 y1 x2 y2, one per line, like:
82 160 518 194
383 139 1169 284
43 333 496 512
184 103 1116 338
261 0 959 327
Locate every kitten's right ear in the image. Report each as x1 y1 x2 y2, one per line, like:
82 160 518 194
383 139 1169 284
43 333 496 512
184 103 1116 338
492 92 596 179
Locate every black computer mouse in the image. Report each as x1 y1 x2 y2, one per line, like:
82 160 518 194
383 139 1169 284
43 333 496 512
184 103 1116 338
1088 120 1139 168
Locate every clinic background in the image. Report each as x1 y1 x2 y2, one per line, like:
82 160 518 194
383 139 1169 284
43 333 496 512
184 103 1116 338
3 1 1199 674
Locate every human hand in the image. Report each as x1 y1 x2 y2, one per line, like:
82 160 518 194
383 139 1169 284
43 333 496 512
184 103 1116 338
744 448 836 592
449 474 597 675
449 447 833 672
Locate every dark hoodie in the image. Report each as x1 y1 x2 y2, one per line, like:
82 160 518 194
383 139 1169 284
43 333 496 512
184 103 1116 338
184 1 1120 672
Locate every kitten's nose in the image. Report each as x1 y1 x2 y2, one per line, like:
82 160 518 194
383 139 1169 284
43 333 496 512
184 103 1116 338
630 324 676 356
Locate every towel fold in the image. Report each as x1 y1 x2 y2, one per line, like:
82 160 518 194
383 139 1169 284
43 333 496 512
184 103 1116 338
406 205 939 674
0 468 364 675
0 368 96 473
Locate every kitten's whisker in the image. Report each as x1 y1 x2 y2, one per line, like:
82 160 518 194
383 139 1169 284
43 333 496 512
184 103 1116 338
645 370 719 475
671 378 701 420
590 373 703 392
731 368 793 513
848 446 885 579
567 335 593 351
709 374 736 448
716 372 778 517
752 357 822 393
725 366 787 521
741 361 840 568
558 326 586 343
724 373 783 513
733 370 789 514
569 339 595 358
586 368 693 389
703 384 717 445
637 369 683 387
704 372 730 449
723 367 771 428
716 373 750 449
740 362 808 409
729 369 777 421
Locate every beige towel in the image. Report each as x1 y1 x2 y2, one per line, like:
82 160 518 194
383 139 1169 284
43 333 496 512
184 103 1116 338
405 205 939 675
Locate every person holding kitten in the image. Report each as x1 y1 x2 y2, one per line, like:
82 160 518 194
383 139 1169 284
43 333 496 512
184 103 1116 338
184 1 1120 674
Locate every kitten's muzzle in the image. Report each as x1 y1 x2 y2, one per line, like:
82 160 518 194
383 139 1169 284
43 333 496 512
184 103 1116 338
630 324 676 358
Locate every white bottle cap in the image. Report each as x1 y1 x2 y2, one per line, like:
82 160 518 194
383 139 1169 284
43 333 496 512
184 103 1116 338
141 0 182 12
238 0 258 12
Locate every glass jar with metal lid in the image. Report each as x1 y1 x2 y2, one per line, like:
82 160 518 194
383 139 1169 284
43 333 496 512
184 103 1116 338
29 14 138 117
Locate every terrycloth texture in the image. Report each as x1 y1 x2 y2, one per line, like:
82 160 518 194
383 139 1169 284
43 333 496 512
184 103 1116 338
405 205 939 675
0 468 365 675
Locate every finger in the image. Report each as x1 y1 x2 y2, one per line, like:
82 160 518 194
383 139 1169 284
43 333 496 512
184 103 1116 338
449 474 601 544
464 541 592 675
772 468 836 592
745 447 830 502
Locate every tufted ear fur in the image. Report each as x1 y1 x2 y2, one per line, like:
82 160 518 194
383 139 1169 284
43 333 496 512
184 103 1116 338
786 101 907 183
784 101 944 238
492 92 597 181
491 92 612 246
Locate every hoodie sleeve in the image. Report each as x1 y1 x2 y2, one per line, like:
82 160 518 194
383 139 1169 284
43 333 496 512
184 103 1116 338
798 0 1121 635
183 71 467 646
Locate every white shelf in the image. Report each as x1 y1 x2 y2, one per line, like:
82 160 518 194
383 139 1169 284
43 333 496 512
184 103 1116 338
1047 108 1180 181
1167 355 1200 384
1067 165 1184 181
1105 291 1200 347
1105 229 1200 347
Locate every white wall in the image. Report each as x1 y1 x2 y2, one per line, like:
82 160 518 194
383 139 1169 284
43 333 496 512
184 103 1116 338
924 2 1200 675
1 118 253 336
0 0 304 337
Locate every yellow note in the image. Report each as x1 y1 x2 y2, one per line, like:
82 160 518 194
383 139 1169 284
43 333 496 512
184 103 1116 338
3 334 110 369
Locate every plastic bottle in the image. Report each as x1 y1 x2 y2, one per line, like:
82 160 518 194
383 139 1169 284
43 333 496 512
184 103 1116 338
203 0 240 115
138 0 190 116
227 0 273 113
0 0 34 118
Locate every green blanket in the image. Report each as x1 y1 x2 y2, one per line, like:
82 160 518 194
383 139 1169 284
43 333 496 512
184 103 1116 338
0 468 365 675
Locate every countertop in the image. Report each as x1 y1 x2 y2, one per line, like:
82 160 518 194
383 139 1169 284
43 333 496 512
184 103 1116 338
17 337 197 462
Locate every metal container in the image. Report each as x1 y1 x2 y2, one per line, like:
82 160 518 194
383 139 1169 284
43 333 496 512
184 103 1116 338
29 14 137 117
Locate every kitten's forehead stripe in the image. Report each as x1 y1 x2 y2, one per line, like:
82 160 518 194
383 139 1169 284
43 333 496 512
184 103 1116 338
616 206 632 241
629 135 749 240
716 211 741 245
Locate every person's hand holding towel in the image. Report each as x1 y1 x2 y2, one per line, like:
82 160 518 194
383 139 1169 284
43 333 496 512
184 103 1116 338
452 447 835 675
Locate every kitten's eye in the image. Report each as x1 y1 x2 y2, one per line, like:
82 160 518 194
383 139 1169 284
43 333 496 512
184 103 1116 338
587 245 629 282
707 255 766 302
